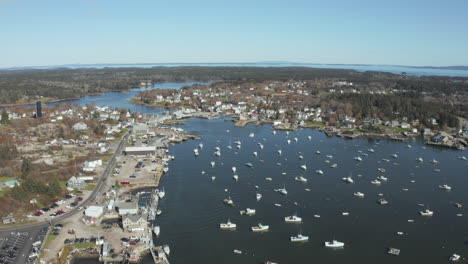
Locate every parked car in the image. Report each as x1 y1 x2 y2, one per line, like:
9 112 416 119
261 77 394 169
120 181 130 185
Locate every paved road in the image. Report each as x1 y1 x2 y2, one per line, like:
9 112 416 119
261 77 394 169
0 131 130 263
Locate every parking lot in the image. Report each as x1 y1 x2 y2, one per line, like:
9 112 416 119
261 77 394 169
0 231 30 264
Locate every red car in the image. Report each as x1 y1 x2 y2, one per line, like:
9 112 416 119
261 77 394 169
121 181 130 185
57 210 65 214
76 197 83 202
35 211 43 215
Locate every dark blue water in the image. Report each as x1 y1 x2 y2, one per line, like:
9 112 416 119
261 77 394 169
150 118 467 264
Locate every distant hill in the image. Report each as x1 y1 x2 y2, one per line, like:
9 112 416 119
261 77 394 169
409 65 468 71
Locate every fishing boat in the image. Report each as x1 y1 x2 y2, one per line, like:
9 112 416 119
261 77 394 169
277 150 282 155
392 154 398 158
331 163 338 168
326 155 333 159
294 137 298 142
215 146 221 151
234 140 241 145
316 170 324 175
377 176 388 181
290 233 309 242
214 150 221 157
316 150 321 154
156 209 162 216
220 219 236 229
455 203 463 208
233 175 239 181
342 177 354 183
163 245 170 255
354 156 362 161
325 240 344 248
416 157 423 162
162 167 169 173
307 136 312 140
249 133 255 138
295 176 307 183
199 143 203 149
256 193 262 201
377 168 386 172
232 166 237 173
354 192 365 198
211 176 216 181
158 187 165 199
388 248 400 256
277 185 288 195
342 212 349 216
265 177 273 181
314 214 320 218
233 249 242 254
300 164 307 171
439 184 452 190
420 209 434 216
430 158 439 164
237 144 241 149
368 148 375 153
224 197 234 206
245 208 256 215
153 225 160 236
253 151 258 157
299 155 304 159
259 143 264 149
449 254 461 262
251 223 269 232
378 198 388 205
210 161 216 168
287 139 291 144
193 148 199 156
284 214 302 223
246 162 253 167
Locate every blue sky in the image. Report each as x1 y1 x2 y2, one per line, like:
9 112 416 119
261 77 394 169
1 0 467 67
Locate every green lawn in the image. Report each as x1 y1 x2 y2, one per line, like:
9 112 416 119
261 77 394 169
74 242 97 248
85 184 96 191
0 177 14 182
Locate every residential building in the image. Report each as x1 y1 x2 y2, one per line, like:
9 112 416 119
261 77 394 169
67 176 87 189
122 213 148 232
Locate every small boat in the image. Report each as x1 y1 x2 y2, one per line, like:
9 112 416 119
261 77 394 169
287 139 291 144
300 164 307 171
246 162 253 167
354 192 365 198
449 254 461 262
274 203 282 207
430 158 439 164
308 136 312 140
295 176 307 183
163 245 170 255
354 156 362 161
215 146 221 151
277 185 287 195
371 179 381 185
214 150 221 157
253 152 258 157
325 240 344 248
316 170 324 175
407 144 412 148
259 143 264 149
299 155 304 159
234 140 241 145
391 154 398 158
294 137 298 142
459 156 467 161
377 176 388 181
331 163 338 168
224 197 234 206
408 219 414 223
277 150 282 155
313 214 320 218
326 155 333 159
153 225 160 236
284 215 302 223
158 187 166 199
402 188 409 191
368 148 375 153
397 232 404 235
305 188 311 192
265 177 273 181
342 177 354 183
211 176 216 181
233 175 239 181
256 193 262 201
156 209 162 216
232 166 237 173
199 143 203 149
273 131 276 135
240 208 256 216
210 161 216 168
193 148 199 156
416 157 423 162
377 168 386 172
251 223 269 232
316 150 321 154
420 209 434 216
220 219 236 229
282 172 287 175
388 247 400 256
378 198 388 205
233 249 242 254
439 184 451 190
454 203 463 208
162 167 169 173
227 145 232 149
290 233 309 242
342 212 349 216
249 133 255 138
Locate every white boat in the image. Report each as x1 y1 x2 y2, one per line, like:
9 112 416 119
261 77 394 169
199 143 203 149
273 131 276 135
163 245 170 255
316 170 324 175
342 212 349 216
210 161 216 168
305 188 311 192
234 140 241 145
193 148 199 156
249 133 255 138
251 223 269 232
368 148 375 153
237 145 241 149
316 150 321 154
325 240 344 248
243 208 256 215
215 146 221 151
354 192 365 198
308 136 312 140
295 176 307 183
314 214 320 218
233 175 239 181
439 184 451 190
416 157 423 162
377 176 388 181
294 137 298 142
246 162 253 167
342 177 354 183
153 226 160 236
371 179 381 185
224 197 234 206
397 232 404 235
156 209 162 216
259 143 264 149
354 156 362 161
407 144 412 148
331 163 338 168
282 172 287 175
392 154 398 158
377 168 386 172
459 156 467 161
290 233 308 242
256 193 262 201
300 164 307 171
227 145 232 149
274 203 282 207
378 198 388 205
232 166 237 173
277 150 282 155
326 155 333 159
299 155 304 159
162 167 169 173
253 151 258 157
158 187 165 199
420 209 434 216
449 254 461 262
287 139 291 144
220 219 237 229
233 249 242 254
278 185 288 195
214 150 221 157
265 177 273 181
285 215 302 223
211 176 216 181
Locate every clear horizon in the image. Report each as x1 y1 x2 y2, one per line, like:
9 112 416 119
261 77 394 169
1 0 468 68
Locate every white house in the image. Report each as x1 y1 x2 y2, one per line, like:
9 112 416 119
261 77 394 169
85 206 103 218
83 159 102 172
72 122 88 131
118 201 138 215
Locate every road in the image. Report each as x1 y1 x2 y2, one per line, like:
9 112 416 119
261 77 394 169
0 131 130 263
